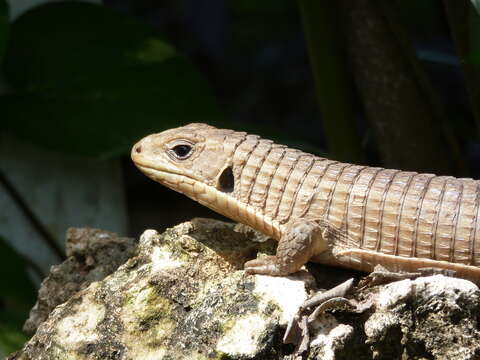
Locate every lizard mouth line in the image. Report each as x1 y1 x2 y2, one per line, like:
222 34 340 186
134 163 197 183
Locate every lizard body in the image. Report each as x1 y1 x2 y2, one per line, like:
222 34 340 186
132 123 480 284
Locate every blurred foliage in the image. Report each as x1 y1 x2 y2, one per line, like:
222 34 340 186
0 0 7 62
230 0 300 40
106 0 480 172
0 238 36 354
472 0 480 15
0 0 475 164
394 0 477 155
2 0 480 353
465 2 480 123
444 0 480 135
298 0 363 163
1 2 223 159
396 0 449 41
224 1 321 142
466 50 480 65
104 0 325 151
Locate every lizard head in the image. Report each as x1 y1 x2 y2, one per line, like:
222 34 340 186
131 123 241 207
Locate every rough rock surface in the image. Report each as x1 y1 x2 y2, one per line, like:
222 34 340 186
23 228 138 334
9 218 480 359
363 275 480 360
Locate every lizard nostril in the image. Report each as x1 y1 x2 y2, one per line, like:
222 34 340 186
135 145 142 153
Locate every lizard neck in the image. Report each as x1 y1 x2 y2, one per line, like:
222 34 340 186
183 180 283 240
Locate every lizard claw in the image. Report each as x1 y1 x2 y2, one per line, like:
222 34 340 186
283 278 357 355
358 265 458 290
244 256 293 276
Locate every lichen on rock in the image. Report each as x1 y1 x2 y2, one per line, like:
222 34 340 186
9 219 480 360
10 219 317 359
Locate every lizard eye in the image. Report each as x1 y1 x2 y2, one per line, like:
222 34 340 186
170 143 193 160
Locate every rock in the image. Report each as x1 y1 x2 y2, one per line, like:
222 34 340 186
23 228 138 334
9 219 316 359
364 275 480 360
9 219 480 359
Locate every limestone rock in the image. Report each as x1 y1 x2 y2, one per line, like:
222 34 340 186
364 275 480 360
9 219 480 359
10 219 320 359
23 228 138 334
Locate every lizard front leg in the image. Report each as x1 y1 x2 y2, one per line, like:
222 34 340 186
244 219 325 276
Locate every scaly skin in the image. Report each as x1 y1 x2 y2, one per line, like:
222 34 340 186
131 123 480 284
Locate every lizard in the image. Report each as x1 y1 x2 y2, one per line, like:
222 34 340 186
131 123 480 285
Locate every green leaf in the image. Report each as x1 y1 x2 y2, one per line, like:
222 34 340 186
297 0 363 163
0 320 29 355
0 237 36 354
2 1 222 158
472 0 480 15
465 50 480 65
0 0 8 62
443 1 480 134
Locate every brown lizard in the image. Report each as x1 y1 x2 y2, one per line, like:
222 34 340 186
131 123 480 285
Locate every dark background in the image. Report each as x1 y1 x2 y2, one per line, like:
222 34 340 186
123 0 320 235
1 0 480 353
114 0 480 236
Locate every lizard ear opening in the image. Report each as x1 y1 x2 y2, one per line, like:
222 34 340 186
217 166 234 193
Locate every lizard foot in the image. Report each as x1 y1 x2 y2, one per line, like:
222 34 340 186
358 265 457 290
244 256 292 276
244 218 325 276
284 278 357 355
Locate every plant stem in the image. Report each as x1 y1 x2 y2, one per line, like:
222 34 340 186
297 0 363 163
0 169 65 261
443 0 480 135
